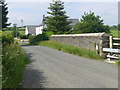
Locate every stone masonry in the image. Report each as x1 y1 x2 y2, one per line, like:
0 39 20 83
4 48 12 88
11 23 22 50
50 33 111 58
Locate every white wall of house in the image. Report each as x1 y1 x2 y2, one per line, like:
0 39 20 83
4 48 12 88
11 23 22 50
25 27 28 35
36 26 43 35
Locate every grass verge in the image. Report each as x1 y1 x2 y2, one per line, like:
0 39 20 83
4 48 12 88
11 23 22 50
2 43 30 88
38 40 101 60
4 31 25 35
116 60 120 65
110 30 120 38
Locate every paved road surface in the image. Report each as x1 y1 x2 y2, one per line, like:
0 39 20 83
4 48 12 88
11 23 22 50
22 46 118 88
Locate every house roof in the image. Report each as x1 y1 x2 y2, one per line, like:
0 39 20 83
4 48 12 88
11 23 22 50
37 23 44 27
26 25 37 35
67 19 79 26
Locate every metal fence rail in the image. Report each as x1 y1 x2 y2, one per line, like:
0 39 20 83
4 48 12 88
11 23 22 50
103 37 120 61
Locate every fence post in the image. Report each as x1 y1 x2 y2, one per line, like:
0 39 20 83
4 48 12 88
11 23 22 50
109 36 113 48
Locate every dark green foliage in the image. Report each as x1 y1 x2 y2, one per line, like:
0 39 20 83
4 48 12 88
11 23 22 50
118 24 120 30
29 33 49 44
2 44 30 88
12 30 20 37
3 27 13 31
2 33 14 45
20 35 29 39
73 11 110 34
110 25 118 30
2 32 30 88
29 35 36 44
45 0 71 34
113 39 120 49
2 2 10 28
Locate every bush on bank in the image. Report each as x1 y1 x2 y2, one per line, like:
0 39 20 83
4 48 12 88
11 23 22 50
2 33 30 88
29 32 51 44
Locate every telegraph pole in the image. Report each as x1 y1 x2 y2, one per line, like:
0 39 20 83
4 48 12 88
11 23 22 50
21 19 23 28
42 15 45 33
15 24 17 38
13 24 17 38
21 19 24 37
0 1 3 31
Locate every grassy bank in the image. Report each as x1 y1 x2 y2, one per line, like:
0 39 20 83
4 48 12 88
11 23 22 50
39 41 101 60
2 43 30 88
110 30 120 37
4 31 25 35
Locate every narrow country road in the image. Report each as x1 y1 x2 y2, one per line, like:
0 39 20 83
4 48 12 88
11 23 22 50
22 45 118 88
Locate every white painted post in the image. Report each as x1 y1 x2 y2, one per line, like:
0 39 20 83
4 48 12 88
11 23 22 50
95 43 99 54
109 36 113 48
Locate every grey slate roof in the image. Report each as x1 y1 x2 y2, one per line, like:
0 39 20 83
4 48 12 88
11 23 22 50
37 23 47 28
67 19 79 27
37 23 44 27
26 25 37 35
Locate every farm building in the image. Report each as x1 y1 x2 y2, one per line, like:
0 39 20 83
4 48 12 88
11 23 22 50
25 23 44 35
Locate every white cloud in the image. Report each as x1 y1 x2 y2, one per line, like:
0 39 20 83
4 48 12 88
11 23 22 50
7 2 49 26
8 11 43 26
65 2 118 25
7 0 119 2
7 2 118 26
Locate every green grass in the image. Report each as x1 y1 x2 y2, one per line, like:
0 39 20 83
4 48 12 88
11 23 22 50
110 30 120 38
38 40 101 60
116 60 120 65
4 31 25 35
2 43 30 88
19 27 25 30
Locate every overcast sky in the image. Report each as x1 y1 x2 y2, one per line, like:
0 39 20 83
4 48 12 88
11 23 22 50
6 0 118 27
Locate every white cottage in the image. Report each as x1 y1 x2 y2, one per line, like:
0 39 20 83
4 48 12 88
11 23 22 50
25 24 44 35
36 25 43 35
25 25 36 35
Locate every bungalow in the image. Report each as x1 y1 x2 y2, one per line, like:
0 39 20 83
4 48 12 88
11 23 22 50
25 23 44 35
36 24 43 35
25 25 36 35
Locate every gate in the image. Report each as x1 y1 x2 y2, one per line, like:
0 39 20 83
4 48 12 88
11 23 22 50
103 37 120 61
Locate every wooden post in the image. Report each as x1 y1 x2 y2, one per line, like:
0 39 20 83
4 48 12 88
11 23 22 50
109 36 113 48
0 3 2 31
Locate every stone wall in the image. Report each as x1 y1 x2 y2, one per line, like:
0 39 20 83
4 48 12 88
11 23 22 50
50 33 111 58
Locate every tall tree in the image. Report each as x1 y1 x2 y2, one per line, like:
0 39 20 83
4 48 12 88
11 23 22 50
110 25 118 30
73 11 110 34
45 0 71 34
2 1 10 28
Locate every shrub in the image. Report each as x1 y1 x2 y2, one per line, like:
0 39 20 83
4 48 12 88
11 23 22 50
73 11 110 34
29 35 36 44
2 33 14 45
12 31 20 37
44 31 53 39
29 33 50 44
20 35 29 39
2 32 30 88
42 32 50 41
2 44 29 88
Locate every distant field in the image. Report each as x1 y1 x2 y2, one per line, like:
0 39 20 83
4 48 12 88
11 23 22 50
110 30 120 38
4 31 25 35
3 29 120 37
